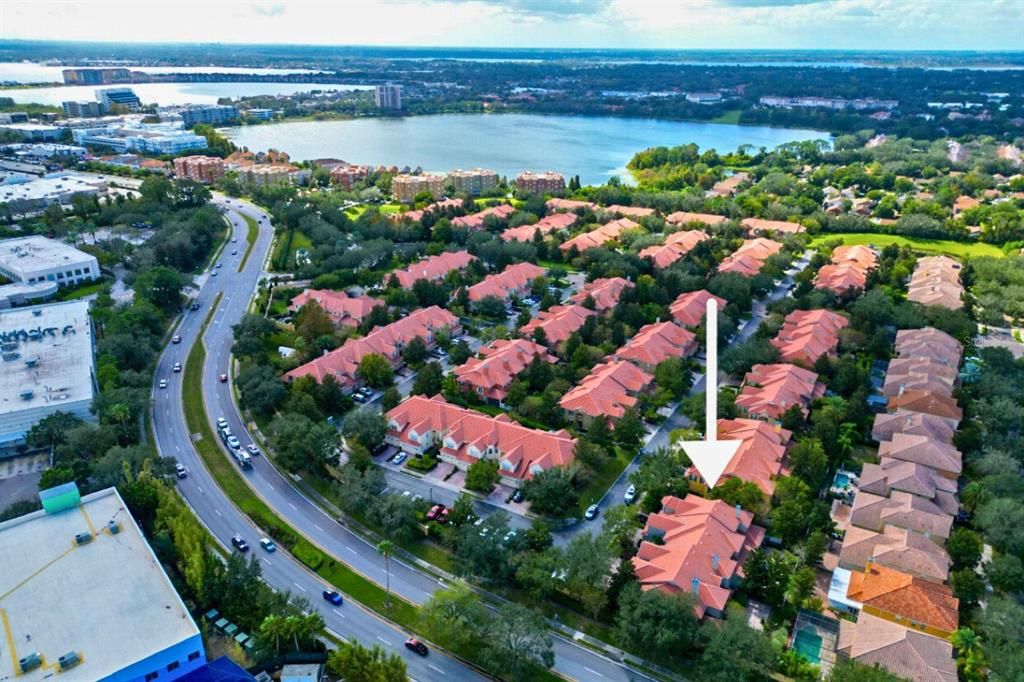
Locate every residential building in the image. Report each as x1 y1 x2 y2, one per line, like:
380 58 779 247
871 411 956 445
515 171 565 194
717 238 783 277
375 85 403 111
559 359 652 427
452 203 516 230
708 172 749 197
735 363 825 421
284 306 460 389
172 155 225 184
288 289 384 328
385 395 576 486
502 212 576 242
876 433 962 479
859 458 958 515
178 105 239 127
546 198 595 212
0 235 100 308
882 358 958 398
741 217 805 236
616 321 697 370
907 256 963 310
894 327 963 366
604 204 655 219
0 112 29 124
467 262 546 302
850 490 953 541
665 211 727 228
0 300 96 443
836 612 957 682
687 419 791 496
559 217 640 254
62 100 105 118
886 390 963 427
846 563 959 638
815 245 878 294
568 276 633 312
237 164 310 188
447 168 498 196
770 308 849 367
393 173 446 203
633 495 765 619
519 304 594 347
839 526 951 584
454 339 556 404
391 251 476 288
670 289 726 328
639 230 709 269
330 164 370 189
97 87 142 111
0 484 206 681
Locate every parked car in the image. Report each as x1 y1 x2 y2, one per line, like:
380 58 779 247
624 485 637 504
585 504 600 520
158 379 168 389
216 262 223 268
322 590 343 605
171 334 181 344
172 362 182 373
175 463 187 479
211 271 218 277
511 489 525 503
231 535 249 552
247 444 261 456
426 504 444 521
404 638 428 656
437 508 450 524
352 393 367 403
216 417 228 430
393 453 407 465
259 538 276 552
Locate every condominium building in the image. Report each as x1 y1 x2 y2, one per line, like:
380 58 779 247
62 67 131 85
236 164 310 187
447 168 498 196
393 173 446 203
330 164 370 189
375 85 403 111
97 88 142 111
172 155 225 183
178 105 239 128
62 100 105 118
515 171 565 194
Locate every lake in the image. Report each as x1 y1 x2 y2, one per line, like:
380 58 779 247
0 82 372 107
221 113 827 185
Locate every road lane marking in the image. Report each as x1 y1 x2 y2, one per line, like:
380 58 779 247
584 667 604 678
214 509 222 517
332 609 345 619
266 483 275 491
314 524 324 532
288 503 298 511
427 664 446 675
293 582 307 592
261 558 272 567
197 486 203 494
345 546 358 554
376 636 390 646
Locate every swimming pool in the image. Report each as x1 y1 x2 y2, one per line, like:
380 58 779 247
834 472 852 488
794 628 824 664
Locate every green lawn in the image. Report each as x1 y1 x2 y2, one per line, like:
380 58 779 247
379 203 405 214
57 280 107 300
709 110 742 125
271 229 312 270
810 232 1005 259
577 446 635 515
236 214 259 273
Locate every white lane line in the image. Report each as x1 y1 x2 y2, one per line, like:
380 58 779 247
214 509 222 517
288 503 298 511
376 636 390 646
293 582 307 592
427 664 446 675
332 609 345 619
314 524 324 532
345 546 358 554
261 558 272 567
584 667 604 678
197 486 203 494
266 483 275 491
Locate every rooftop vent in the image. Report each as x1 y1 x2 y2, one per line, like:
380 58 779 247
58 652 81 671
108 520 121 535
18 653 42 674
19 389 33 400
74 532 92 545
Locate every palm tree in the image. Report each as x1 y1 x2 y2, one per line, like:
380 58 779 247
259 614 285 653
961 481 988 514
377 540 393 607
951 627 987 682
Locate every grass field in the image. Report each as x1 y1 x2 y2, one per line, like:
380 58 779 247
271 229 312 270
57 280 107 300
576 446 634 515
810 232 1006 259
236 214 259 272
709 110 742 124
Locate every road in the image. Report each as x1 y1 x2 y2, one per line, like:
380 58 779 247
154 196 651 681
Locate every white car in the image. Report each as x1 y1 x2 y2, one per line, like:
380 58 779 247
624 485 637 504
216 417 228 430
158 379 168 389
247 444 261 456
226 435 241 449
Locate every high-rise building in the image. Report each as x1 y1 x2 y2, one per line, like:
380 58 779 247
392 173 445 203
515 171 566 194
62 67 131 85
178 105 239 128
97 88 142 111
375 84 403 111
447 168 498 197
173 155 226 183
62 100 105 118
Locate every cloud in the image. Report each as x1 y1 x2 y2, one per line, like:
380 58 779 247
251 2 287 16
444 0 615 18
717 0 830 6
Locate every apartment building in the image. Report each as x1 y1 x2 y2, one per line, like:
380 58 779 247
288 289 384 328
391 251 476 288
393 173 446 203
770 308 849 367
559 359 652 428
519 305 595 347
447 168 498 196
453 339 556 405
735 363 825 420
467 262 546 303
568 277 633 312
375 85 403 111
515 171 565 194
640 230 710 269
172 155 225 184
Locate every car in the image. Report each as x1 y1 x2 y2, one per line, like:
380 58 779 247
259 538 276 552
216 262 223 268
190 302 200 311
437 508 450 524
393 453 407 465
175 463 187 479
211 271 218 277
158 379 168 389
172 362 182 373
585 504 600 520
503 530 518 544
322 590 343 605
426 504 444 521
624 485 637 504
352 392 367 403
247 444 261 456
231 535 249 552
473 518 485 527
220 426 232 438
226 435 241 449
231 237 237 242
435 348 447 357
219 373 228 383
511 489 525 503
358 386 373 397
171 334 181 344
231 249 238 255
216 417 228 429
404 638 428 656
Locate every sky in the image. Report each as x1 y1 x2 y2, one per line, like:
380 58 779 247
2 0 1023 52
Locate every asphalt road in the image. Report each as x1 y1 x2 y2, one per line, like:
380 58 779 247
154 196 651 682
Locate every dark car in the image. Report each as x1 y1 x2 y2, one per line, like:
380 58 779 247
231 535 249 552
404 638 428 656
322 590 343 605
190 302 200 311
512 489 525 503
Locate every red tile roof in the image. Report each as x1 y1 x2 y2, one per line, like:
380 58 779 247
907 256 963 310
770 308 848 366
289 289 384 328
741 218 805 235
559 217 641 254
887 391 963 425
814 245 878 294
616 321 697 368
502 212 577 242
735 363 825 420
836 613 957 682
717 238 783 277
392 251 476 288
670 290 726 328
568 277 633 312
665 212 727 227
467 262 546 302
847 563 959 635
519 305 595 346
639 230 710 269
559 359 653 420
385 395 576 482
634 495 764 618
452 203 517 230
687 419 791 495
876 434 962 478
453 339 556 403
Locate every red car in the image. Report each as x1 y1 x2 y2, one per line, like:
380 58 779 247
426 504 445 521
404 638 428 656
437 508 450 524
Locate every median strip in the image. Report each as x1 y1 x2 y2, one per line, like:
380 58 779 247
237 214 259 272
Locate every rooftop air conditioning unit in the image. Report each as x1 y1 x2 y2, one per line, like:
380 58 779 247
74 532 92 545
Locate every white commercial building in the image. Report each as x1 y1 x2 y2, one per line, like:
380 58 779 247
72 121 207 155
0 484 207 681
0 235 101 288
0 175 105 216
0 300 96 443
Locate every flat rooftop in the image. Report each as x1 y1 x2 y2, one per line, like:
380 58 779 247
0 175 104 204
0 487 200 681
0 299 94 418
0 235 99 273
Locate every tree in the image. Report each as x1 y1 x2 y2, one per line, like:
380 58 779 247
454 514 512 582
465 459 499 493
601 503 642 556
358 353 393 388
698 610 776 682
237 365 286 415
411 361 443 396
950 568 985 607
419 583 488 650
827 659 903 681
946 527 984 569
788 438 828 487
381 386 401 411
720 337 779 376
977 597 1024 681
0 498 41 522
615 409 645 449
343 408 388 452
803 530 829 567
38 466 75 490
709 477 768 516
326 641 407 682
615 584 699 664
523 467 578 517
377 540 393 606
447 493 476 527
985 553 1024 594
269 413 338 472
950 627 987 682
484 604 554 678
587 415 614 449
786 566 817 609
475 295 507 319
294 300 335 344
134 266 187 311
562 532 615 617
743 548 797 608
403 336 429 366
654 357 692 398
370 494 418 543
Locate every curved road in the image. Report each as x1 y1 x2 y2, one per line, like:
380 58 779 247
155 196 649 681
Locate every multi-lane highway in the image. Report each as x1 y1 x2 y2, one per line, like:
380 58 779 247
153 196 652 681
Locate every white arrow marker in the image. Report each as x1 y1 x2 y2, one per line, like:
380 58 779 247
678 297 741 489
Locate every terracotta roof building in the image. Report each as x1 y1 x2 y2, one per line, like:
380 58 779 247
741 217 805 236
604 204 656 219
814 245 878 294
502 212 576 242
452 203 517 230
687 419 791 496
519 305 595 347
634 495 765 619
466 262 546 302
665 212 727 228
453 339 555 405
907 256 963 310
850 490 953 541
886 391 963 427
568 277 633 312
717 238 784 277
545 198 596 212
559 217 641 254
285 306 459 388
616 321 697 370
882 358 958 398
839 526 951 584
392 251 476 288
871 411 956 445
836 612 957 682
670 290 726 328
876 433 962 479
735 363 825 421
639 230 710 269
846 563 959 637
385 395 576 487
708 172 750 197
560 359 652 427
288 289 384 328
860 458 958 515
770 309 849 367
894 327 963 367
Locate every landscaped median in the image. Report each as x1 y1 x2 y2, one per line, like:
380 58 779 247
237 213 259 272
